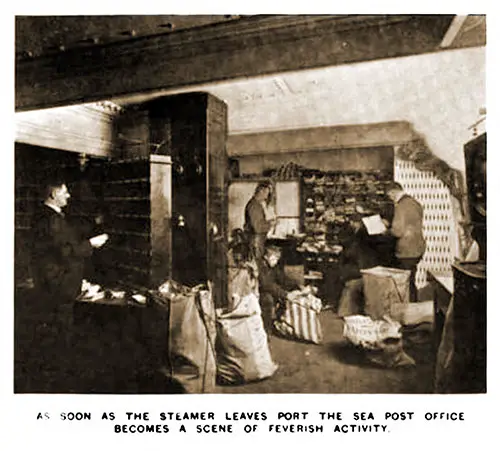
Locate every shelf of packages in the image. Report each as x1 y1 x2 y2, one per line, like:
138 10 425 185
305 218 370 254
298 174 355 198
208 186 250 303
304 192 390 202
302 251 341 268
305 193 390 205
304 187 391 196
308 187 389 194
303 220 350 239
301 250 342 299
301 171 392 251
304 203 392 222
302 172 392 182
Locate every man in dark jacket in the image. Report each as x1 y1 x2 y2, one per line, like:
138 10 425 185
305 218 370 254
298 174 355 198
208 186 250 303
335 216 381 316
244 181 274 263
30 179 108 324
258 244 300 332
386 181 426 302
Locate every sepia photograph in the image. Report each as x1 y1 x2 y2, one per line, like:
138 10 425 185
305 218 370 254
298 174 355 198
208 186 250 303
13 13 486 396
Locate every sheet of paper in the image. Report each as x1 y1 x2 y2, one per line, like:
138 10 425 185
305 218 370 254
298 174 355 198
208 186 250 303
89 233 109 247
269 218 301 238
264 204 276 221
362 214 387 235
275 181 300 217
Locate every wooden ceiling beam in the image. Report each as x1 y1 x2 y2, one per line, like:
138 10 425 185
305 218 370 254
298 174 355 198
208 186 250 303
227 121 417 156
16 15 457 111
440 15 469 48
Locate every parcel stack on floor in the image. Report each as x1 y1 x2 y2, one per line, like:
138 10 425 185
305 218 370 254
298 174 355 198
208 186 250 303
340 266 434 369
218 311 435 394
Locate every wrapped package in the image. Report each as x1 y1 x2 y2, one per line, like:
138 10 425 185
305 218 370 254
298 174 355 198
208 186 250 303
343 315 415 368
343 315 401 349
216 293 278 385
390 300 434 326
274 290 323 344
160 281 217 394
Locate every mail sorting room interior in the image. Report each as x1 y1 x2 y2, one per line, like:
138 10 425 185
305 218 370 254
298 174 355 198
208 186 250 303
14 15 486 395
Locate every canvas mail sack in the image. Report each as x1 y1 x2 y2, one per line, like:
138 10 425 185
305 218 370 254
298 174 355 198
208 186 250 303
161 281 217 394
227 260 259 311
216 292 278 385
361 266 410 320
274 290 323 344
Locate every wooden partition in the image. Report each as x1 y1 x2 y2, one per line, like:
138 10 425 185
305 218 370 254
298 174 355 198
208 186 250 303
98 155 172 288
115 92 229 305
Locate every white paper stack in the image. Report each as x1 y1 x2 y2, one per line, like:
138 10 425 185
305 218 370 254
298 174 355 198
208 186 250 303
362 214 387 235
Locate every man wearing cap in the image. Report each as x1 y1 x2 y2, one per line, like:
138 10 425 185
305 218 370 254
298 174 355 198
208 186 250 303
244 181 275 263
258 244 300 332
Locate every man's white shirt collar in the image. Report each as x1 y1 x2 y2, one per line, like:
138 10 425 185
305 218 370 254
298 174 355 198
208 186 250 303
44 201 62 215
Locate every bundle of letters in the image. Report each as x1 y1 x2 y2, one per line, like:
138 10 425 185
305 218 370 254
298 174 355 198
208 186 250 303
79 279 105 302
274 287 323 344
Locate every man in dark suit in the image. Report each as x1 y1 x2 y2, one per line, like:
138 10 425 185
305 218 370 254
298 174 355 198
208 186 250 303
30 178 108 326
386 181 426 302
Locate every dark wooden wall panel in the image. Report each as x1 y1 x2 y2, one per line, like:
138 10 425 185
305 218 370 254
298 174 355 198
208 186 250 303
207 94 229 308
144 92 228 303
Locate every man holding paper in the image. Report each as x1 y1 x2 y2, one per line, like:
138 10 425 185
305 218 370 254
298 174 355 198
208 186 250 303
244 181 275 263
31 178 109 319
335 215 385 316
385 181 426 302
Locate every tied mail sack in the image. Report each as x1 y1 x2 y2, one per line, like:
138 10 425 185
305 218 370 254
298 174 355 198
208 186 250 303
160 281 217 394
216 292 278 385
361 266 410 320
274 289 323 344
227 260 259 311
